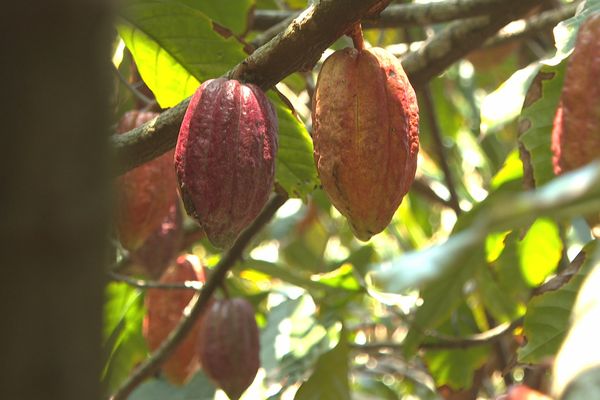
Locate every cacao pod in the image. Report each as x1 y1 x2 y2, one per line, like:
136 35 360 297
197 298 260 400
551 14 600 175
116 110 178 251
312 47 419 240
143 254 206 385
175 78 278 248
131 202 183 279
551 14 600 234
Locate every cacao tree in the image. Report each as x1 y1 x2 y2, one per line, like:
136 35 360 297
9 0 600 400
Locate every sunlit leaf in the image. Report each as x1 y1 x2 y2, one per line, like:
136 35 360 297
102 283 147 394
518 218 562 286
518 241 598 363
117 0 247 107
179 0 254 35
554 0 600 60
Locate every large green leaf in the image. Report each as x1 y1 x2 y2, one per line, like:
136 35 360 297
179 0 254 35
270 94 319 199
518 61 566 187
294 332 350 400
518 241 598 363
117 0 247 107
102 283 147 394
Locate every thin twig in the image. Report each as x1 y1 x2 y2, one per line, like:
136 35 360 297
109 193 288 400
411 177 454 209
108 271 203 290
112 65 156 108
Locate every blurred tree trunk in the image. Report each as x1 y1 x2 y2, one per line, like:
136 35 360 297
0 2 113 399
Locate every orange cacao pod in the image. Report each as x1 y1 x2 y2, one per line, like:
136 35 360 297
143 255 206 385
312 47 419 240
551 14 600 175
116 110 178 251
175 78 278 248
197 298 260 400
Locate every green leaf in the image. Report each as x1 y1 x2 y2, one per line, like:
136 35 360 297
518 218 562 286
518 241 598 363
129 371 216 400
117 0 247 107
424 347 489 390
476 262 523 322
102 283 147 393
294 332 350 400
270 94 319 199
481 63 540 134
179 0 254 35
518 61 567 187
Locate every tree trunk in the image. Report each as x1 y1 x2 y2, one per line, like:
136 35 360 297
0 2 113 399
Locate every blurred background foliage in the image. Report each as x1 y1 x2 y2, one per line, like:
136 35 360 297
107 0 600 398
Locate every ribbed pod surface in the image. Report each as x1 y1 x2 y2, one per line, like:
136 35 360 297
175 78 278 248
312 47 419 240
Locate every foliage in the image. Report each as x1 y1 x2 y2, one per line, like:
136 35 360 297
108 0 600 399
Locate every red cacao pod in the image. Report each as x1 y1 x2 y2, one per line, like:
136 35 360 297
143 254 206 385
175 78 278 248
551 14 600 175
131 202 183 279
116 110 178 251
312 47 419 240
197 298 260 400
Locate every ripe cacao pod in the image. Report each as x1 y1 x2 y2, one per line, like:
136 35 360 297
143 254 206 385
116 110 178 251
197 298 260 400
551 14 600 175
551 14 600 234
312 47 419 240
131 202 183 279
175 78 278 248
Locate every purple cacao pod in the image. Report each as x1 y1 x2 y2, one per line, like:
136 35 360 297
175 78 278 248
197 298 260 400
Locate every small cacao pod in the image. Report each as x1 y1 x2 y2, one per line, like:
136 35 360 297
116 110 178 251
175 78 278 248
131 202 183 279
312 47 419 240
143 254 206 385
197 298 260 400
551 14 600 175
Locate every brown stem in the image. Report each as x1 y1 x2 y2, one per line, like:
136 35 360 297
349 23 365 51
109 193 288 400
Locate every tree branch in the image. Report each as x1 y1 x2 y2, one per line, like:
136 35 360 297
403 0 544 88
111 0 543 176
251 0 533 31
109 193 288 400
